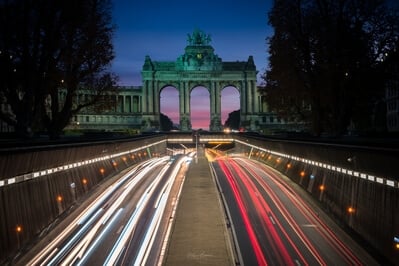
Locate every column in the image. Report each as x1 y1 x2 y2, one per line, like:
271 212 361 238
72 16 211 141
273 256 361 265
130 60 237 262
154 85 160 114
123 95 126 112
185 83 190 115
210 82 216 115
240 81 246 114
179 82 184 119
143 81 148 113
216 85 221 117
247 80 253 114
148 80 153 113
186 83 191 130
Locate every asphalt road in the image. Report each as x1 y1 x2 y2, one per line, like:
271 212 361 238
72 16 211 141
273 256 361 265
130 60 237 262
20 155 190 266
211 154 378 265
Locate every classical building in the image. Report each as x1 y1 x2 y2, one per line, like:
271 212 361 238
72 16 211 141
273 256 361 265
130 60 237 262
385 50 399 132
65 30 284 133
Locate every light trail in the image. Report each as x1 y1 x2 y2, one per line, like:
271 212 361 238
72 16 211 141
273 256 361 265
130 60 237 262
27 155 189 266
226 159 296 266
232 158 323 265
76 208 124 265
219 160 268 265
247 159 362 265
135 156 186 265
215 155 366 265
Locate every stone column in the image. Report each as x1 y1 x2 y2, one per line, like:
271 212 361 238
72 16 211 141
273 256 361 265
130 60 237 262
209 82 215 130
209 82 221 131
185 83 190 115
143 81 148 113
179 82 184 129
186 83 191 130
179 82 191 131
246 80 253 114
148 81 154 114
154 84 160 114
240 81 246 114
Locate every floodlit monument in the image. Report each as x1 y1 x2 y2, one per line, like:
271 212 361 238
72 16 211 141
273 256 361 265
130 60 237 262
141 29 260 131
67 29 281 133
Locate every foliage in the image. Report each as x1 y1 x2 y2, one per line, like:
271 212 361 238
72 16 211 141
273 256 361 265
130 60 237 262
264 0 399 136
160 113 174 131
0 0 117 139
224 110 240 129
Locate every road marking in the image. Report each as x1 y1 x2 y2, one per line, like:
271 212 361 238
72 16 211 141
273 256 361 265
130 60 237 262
117 225 124 234
301 224 317 228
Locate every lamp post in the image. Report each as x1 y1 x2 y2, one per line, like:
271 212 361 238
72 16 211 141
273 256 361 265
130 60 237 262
347 156 357 227
70 182 76 202
57 195 63 214
195 132 198 164
16 225 22 250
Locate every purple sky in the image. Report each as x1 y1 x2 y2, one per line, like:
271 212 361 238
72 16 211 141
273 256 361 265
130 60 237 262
111 0 272 129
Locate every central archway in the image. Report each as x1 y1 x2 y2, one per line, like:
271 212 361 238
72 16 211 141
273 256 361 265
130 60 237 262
160 86 179 130
141 29 260 132
190 86 210 130
221 86 240 129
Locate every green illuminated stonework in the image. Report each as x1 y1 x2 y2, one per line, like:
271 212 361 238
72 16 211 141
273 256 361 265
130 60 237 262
141 29 260 131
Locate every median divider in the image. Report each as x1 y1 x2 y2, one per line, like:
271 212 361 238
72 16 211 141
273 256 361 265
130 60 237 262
164 147 233 266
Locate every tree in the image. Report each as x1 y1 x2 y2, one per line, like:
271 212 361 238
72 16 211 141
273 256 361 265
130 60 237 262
264 0 399 136
224 110 240 130
160 113 174 131
0 0 117 139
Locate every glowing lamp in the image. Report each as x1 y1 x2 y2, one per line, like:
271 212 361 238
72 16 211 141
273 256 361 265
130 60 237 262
16 225 22 233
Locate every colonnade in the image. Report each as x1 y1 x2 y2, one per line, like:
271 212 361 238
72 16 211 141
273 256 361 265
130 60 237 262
141 78 260 131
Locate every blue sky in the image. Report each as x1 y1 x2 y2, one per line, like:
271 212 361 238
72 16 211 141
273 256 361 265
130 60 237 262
111 0 273 128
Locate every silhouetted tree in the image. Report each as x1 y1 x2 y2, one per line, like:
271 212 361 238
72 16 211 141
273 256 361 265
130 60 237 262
264 0 399 136
160 113 174 131
224 110 240 130
0 0 117 139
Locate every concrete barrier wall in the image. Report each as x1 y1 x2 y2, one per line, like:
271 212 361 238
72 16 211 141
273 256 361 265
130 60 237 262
234 136 398 264
0 136 166 263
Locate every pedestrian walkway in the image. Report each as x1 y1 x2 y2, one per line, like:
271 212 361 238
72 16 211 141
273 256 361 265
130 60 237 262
164 147 233 266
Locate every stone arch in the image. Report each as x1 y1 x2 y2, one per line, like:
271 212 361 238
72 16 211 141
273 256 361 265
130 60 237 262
220 85 241 128
141 29 260 132
190 85 210 130
159 85 180 129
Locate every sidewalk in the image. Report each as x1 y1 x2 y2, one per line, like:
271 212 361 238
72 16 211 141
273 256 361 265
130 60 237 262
164 148 233 266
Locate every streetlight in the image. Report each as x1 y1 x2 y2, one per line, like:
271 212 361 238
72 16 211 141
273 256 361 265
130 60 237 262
57 195 63 214
16 225 22 249
394 236 399 250
70 182 76 202
82 178 88 193
195 132 198 163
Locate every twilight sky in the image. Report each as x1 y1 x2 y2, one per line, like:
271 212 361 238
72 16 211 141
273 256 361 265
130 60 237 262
111 0 273 129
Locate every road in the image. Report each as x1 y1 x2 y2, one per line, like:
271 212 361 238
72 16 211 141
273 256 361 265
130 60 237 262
210 152 378 265
26 155 191 266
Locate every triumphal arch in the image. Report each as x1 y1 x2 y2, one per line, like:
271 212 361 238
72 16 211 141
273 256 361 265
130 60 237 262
141 29 261 131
